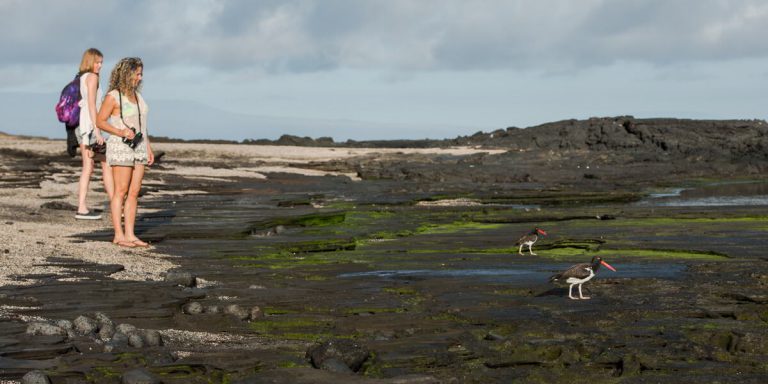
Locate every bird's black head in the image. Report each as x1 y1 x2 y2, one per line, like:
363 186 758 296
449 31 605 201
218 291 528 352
590 256 617 272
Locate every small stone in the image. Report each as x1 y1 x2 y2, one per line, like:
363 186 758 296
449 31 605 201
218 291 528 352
249 306 263 320
93 312 114 327
224 304 249 321
26 322 66 337
204 305 220 314
73 315 99 335
116 323 137 334
112 332 129 346
307 339 370 372
164 271 197 287
182 302 204 315
55 319 73 330
140 329 163 347
128 333 144 348
121 368 160 384
21 369 51 384
98 323 116 341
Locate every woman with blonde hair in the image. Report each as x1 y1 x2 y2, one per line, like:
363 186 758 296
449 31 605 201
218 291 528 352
96 57 154 248
75 48 114 219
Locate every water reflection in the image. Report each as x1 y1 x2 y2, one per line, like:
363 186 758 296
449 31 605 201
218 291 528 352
340 263 685 282
637 182 768 207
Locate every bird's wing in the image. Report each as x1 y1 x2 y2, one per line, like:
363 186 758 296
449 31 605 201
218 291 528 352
558 263 592 279
516 234 533 245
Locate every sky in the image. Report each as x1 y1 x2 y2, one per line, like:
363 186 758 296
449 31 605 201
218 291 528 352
2 0 768 141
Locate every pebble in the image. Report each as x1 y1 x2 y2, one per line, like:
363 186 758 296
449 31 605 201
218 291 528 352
21 370 51 384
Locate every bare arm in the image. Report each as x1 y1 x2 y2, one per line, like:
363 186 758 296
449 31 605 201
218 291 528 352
145 116 154 165
96 94 135 139
85 75 99 128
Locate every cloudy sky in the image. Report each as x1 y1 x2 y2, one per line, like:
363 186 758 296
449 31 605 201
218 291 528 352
2 0 768 141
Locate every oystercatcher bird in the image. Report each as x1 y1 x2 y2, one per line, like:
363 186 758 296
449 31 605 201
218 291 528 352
516 227 547 255
549 256 617 300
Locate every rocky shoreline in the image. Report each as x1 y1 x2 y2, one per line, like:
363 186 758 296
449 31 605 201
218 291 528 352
2 118 768 383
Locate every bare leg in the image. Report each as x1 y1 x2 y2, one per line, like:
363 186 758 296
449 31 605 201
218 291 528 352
100 159 115 200
528 244 536 255
123 165 147 246
77 144 95 214
579 284 591 300
111 165 134 247
568 284 577 300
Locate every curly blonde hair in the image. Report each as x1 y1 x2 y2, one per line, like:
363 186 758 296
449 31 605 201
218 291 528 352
108 57 143 95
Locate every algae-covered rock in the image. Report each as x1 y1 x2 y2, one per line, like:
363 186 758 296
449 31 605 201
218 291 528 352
307 339 370 372
121 368 160 384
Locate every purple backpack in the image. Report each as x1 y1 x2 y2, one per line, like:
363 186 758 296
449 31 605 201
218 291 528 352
55 74 81 128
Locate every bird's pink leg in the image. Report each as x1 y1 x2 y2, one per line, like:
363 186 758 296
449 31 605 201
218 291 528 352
568 284 578 300
579 284 591 300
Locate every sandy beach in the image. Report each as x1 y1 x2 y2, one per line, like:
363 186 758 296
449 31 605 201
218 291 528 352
0 134 502 288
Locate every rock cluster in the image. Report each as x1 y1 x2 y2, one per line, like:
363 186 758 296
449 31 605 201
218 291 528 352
182 301 263 321
25 311 163 353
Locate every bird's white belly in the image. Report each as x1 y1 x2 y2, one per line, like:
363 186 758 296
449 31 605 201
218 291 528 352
566 269 595 284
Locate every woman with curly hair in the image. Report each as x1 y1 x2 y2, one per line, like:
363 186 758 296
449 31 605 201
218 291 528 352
96 57 154 248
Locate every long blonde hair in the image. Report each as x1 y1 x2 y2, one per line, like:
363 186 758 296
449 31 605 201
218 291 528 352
78 48 103 74
108 57 143 95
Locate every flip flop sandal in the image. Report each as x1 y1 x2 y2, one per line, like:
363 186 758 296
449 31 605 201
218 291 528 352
131 240 150 247
114 241 137 248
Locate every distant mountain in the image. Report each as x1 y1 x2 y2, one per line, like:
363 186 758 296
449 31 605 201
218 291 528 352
0 92 473 142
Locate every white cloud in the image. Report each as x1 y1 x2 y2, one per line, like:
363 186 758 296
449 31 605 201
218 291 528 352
3 0 768 77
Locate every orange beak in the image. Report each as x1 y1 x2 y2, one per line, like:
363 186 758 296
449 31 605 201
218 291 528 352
600 260 617 272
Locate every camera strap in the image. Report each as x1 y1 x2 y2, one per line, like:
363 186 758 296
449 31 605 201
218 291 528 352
118 91 142 132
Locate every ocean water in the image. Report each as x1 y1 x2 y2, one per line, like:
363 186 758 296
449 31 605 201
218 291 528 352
636 182 768 207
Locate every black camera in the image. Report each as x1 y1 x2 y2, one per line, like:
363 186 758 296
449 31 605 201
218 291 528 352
122 127 143 149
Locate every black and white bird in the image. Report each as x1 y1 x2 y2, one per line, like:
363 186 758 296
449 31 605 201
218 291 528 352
549 256 617 300
515 227 547 255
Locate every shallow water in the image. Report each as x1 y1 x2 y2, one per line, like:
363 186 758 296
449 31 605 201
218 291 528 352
637 181 768 207
339 263 686 283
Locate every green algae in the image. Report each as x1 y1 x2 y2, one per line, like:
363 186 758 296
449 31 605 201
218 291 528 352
417 221 505 235
529 247 729 260
400 243 729 261
264 307 299 315
247 315 347 341
383 287 418 295
249 317 331 334
344 307 407 315
242 211 347 236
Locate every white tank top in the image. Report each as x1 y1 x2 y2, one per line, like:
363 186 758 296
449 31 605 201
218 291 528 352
78 72 103 138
